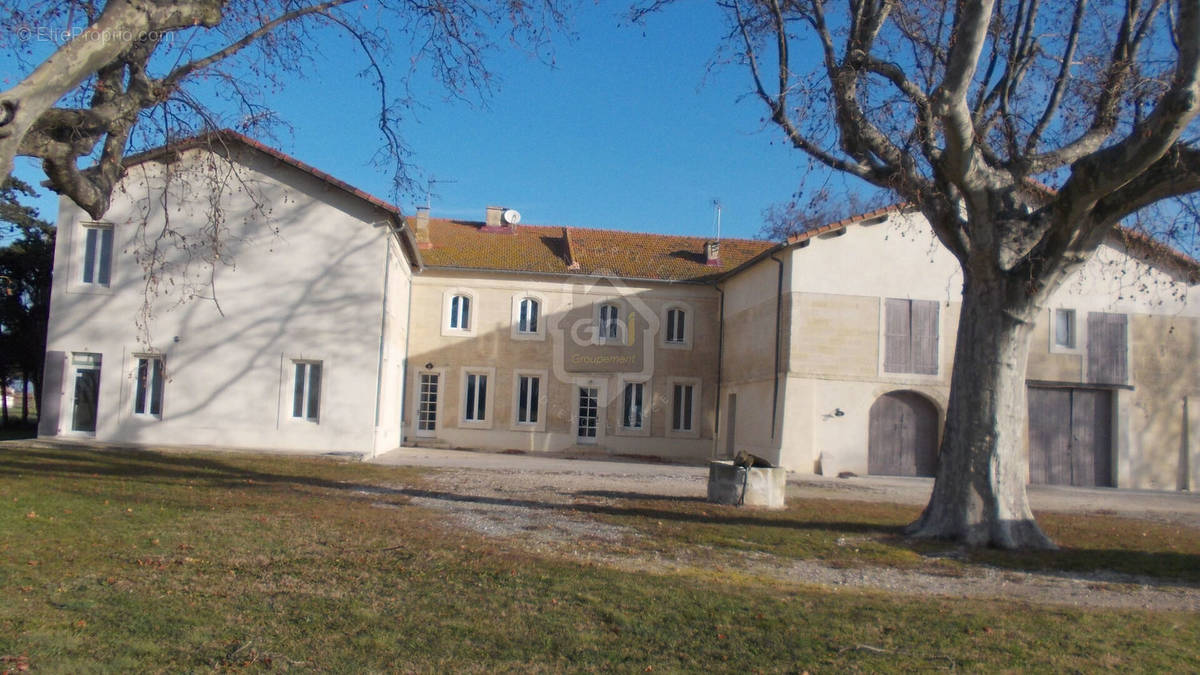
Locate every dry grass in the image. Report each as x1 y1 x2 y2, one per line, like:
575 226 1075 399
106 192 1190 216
1 444 1198 672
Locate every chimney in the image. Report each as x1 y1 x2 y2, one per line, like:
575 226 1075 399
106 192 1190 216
414 206 432 249
485 205 503 229
705 240 721 266
483 205 519 233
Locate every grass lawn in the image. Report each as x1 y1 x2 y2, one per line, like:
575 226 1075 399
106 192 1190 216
1 444 1198 672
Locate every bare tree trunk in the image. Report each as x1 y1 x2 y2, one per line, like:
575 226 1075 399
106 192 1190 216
21 375 29 424
906 270 1057 550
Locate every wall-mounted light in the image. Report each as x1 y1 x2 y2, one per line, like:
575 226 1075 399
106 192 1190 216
834 408 845 417
173 336 181 343
424 362 434 370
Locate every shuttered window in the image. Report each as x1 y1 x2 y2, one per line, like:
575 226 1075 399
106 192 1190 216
1087 312 1128 384
884 298 939 375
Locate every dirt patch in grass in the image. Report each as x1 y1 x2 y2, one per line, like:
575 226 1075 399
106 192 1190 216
409 465 1200 611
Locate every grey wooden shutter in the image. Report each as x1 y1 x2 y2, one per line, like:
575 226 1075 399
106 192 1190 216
911 300 939 375
38 351 66 435
884 299 911 373
1087 312 1128 384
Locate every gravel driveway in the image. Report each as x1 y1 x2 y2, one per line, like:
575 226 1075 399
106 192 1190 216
372 447 1200 611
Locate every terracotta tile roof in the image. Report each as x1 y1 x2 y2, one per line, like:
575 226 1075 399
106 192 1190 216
422 218 774 282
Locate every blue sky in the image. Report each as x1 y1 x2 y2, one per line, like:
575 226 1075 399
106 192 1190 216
5 3 871 242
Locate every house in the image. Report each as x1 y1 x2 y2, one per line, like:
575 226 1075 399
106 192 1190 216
37 131 1200 490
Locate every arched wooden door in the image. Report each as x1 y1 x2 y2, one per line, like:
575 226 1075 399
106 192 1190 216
868 391 938 477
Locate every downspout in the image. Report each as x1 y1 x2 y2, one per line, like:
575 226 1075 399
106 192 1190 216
770 254 784 439
400 261 415 445
371 231 393 456
712 283 725 459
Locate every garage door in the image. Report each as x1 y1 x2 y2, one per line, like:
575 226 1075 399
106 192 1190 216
1028 387 1113 487
868 391 939 477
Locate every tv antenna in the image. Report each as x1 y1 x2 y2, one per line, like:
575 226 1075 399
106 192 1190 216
712 199 722 241
425 176 458 209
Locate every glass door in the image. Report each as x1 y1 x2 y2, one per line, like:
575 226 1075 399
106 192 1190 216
416 373 439 437
70 353 102 433
577 386 599 443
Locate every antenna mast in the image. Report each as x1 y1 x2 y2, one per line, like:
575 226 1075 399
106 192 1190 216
425 176 458 209
712 199 722 241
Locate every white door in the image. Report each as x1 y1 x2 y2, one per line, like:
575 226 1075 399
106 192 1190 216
416 373 439 438
577 386 599 444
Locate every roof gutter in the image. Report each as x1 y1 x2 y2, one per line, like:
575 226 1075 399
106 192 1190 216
420 265 717 286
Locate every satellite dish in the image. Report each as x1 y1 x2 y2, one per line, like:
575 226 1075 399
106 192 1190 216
502 209 521 225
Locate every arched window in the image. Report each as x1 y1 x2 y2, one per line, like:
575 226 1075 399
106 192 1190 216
449 294 471 330
665 308 686 343
517 297 539 334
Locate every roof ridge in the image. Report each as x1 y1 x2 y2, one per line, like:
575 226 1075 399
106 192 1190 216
428 216 771 244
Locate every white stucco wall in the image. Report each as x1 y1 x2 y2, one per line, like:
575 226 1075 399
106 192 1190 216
39 146 411 456
754 209 1200 488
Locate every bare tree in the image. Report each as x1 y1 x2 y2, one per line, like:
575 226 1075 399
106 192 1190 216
758 188 887 241
0 0 565 219
641 0 1200 548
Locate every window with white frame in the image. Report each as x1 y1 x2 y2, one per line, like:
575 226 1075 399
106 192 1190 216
517 297 539 334
671 382 695 432
515 374 540 424
463 371 488 422
665 307 686 344
133 356 164 417
292 361 322 422
622 381 645 430
1054 308 1077 349
82 224 114 286
598 303 620 342
448 294 471 330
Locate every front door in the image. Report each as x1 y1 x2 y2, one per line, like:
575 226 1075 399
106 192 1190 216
577 386 599 444
868 390 939 477
70 353 102 433
1028 387 1113 487
416 373 439 437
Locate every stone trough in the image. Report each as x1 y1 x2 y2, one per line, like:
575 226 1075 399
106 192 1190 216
706 455 787 509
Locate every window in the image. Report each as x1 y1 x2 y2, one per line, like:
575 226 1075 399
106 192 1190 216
133 356 164 417
884 298 939 375
1054 308 1076 349
82 225 114 286
665 308 686 344
516 374 540 424
292 361 322 421
672 383 695 432
517 297 539 334
598 303 620 342
449 294 471 330
464 372 488 422
622 382 645 430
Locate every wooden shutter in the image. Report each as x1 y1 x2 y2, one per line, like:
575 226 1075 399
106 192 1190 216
911 300 939 375
883 299 911 373
1087 312 1128 384
38 351 66 435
